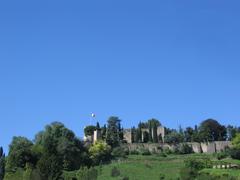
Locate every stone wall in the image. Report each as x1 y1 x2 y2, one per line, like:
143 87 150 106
188 142 202 153
123 129 132 143
200 142 216 153
122 141 231 154
215 141 232 152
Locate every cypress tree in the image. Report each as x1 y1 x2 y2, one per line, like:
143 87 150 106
148 121 153 142
101 124 107 140
106 116 121 147
96 122 100 130
0 147 5 180
152 123 158 143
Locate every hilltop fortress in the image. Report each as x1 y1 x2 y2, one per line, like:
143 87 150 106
84 123 231 154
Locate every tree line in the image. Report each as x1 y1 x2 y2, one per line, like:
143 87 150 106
1 117 240 179
84 118 240 145
164 119 234 144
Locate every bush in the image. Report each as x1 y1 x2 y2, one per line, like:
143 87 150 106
139 149 151 156
111 147 127 159
158 152 167 157
122 176 129 180
180 157 213 180
178 144 193 154
63 171 77 180
129 150 139 155
89 141 111 165
215 152 228 160
229 148 240 160
159 173 165 179
184 157 212 170
76 167 98 180
111 166 120 177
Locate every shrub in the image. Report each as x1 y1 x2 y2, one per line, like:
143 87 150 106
129 150 139 155
111 147 127 159
62 171 77 180
158 152 167 157
139 149 151 156
111 166 120 177
122 176 129 180
229 148 240 160
215 152 228 160
76 167 98 180
178 144 193 154
89 141 111 165
184 157 211 170
159 173 165 179
180 157 213 180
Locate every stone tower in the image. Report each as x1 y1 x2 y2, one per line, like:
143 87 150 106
93 129 101 143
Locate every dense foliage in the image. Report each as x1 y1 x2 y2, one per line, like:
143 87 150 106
6 122 90 180
0 147 5 180
89 141 111 165
229 133 240 160
106 116 122 147
6 137 35 170
84 125 96 136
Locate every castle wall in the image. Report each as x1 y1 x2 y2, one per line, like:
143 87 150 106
122 141 231 154
215 141 232 152
123 129 132 143
188 142 202 153
200 142 216 153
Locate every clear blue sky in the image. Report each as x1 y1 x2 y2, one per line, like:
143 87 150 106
1 0 240 152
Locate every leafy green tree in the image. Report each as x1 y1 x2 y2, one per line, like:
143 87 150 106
0 147 5 180
106 116 121 147
131 127 137 143
184 127 194 142
148 122 153 142
84 126 96 136
111 147 127 159
101 124 107 140
198 119 226 142
147 119 160 143
76 167 98 180
152 123 158 143
232 133 240 149
142 131 149 143
89 141 111 165
23 163 41 180
164 131 184 144
137 122 143 142
37 153 62 180
35 122 88 179
6 136 34 170
227 125 240 141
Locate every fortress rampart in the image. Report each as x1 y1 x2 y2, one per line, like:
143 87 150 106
121 141 231 154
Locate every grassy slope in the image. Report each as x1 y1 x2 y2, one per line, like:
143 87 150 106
5 154 240 180
97 154 207 180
